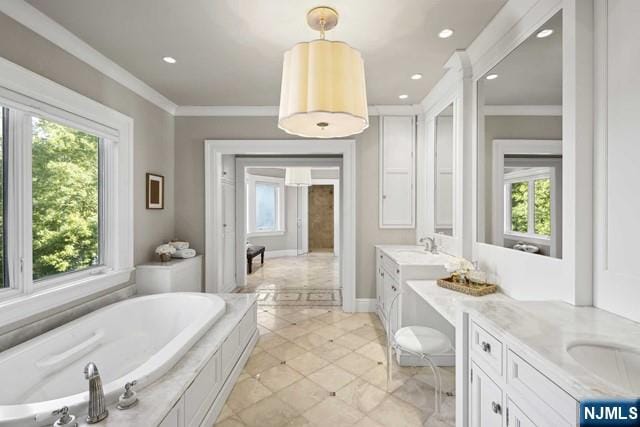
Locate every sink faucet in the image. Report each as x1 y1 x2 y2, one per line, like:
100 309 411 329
84 362 108 424
419 236 439 254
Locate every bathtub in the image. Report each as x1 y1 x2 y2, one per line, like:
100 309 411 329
0 292 226 427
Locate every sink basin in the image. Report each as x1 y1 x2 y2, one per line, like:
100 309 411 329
396 249 429 255
567 341 640 395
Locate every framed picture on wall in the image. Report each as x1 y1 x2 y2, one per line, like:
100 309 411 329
146 173 164 209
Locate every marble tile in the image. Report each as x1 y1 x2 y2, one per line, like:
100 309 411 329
355 341 387 363
335 378 388 413
265 341 307 361
310 341 352 361
287 352 330 375
308 364 357 392
258 332 288 349
217 404 234 422
333 333 370 351
369 396 427 427
314 325 348 340
237 395 300 427
392 377 436 416
275 324 311 340
276 378 329 412
302 397 365 427
295 332 330 350
353 416 385 427
226 378 273 412
244 352 281 376
361 365 410 392
335 352 379 376
258 364 304 392
214 415 246 427
351 325 385 341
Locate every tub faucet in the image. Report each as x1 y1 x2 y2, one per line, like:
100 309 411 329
84 362 108 424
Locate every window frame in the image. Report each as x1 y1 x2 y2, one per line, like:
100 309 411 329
503 167 553 242
245 174 286 237
0 57 134 327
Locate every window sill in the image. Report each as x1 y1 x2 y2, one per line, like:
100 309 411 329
503 232 551 246
0 268 134 328
248 231 286 238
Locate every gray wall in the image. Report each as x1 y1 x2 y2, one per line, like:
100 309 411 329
174 116 415 298
0 12 176 266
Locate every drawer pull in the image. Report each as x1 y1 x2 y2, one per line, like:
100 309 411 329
491 402 502 414
481 341 491 353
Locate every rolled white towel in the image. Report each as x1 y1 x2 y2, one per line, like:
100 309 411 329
172 248 196 258
169 241 189 250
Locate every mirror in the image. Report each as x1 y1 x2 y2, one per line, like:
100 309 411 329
477 11 563 258
434 103 454 236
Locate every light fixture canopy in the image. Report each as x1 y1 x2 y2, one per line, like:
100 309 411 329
285 167 312 187
278 6 369 139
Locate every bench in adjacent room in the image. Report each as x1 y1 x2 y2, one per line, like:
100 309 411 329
246 245 265 274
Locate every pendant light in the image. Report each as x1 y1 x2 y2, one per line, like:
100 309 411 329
278 6 369 138
285 167 312 187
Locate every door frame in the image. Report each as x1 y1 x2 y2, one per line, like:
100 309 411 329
204 139 356 312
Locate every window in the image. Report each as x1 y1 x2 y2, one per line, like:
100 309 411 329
31 117 102 281
504 169 552 239
246 174 285 235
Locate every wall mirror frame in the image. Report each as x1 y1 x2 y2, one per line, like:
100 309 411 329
469 0 594 304
417 54 467 257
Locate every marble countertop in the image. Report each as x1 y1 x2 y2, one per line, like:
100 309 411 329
77 293 257 427
460 298 640 400
405 280 509 325
375 245 456 266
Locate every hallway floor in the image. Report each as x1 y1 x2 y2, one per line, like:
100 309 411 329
243 253 341 306
214 307 455 427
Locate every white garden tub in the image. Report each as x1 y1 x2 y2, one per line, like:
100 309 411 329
0 292 225 427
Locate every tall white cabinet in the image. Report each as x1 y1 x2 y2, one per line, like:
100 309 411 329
220 155 236 293
379 116 416 228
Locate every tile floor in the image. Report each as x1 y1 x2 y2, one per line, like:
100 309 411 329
214 307 455 427
246 253 340 291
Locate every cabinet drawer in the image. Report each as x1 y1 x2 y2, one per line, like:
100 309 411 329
470 322 503 377
507 350 576 425
221 325 240 378
507 398 535 427
185 352 220 427
381 253 400 280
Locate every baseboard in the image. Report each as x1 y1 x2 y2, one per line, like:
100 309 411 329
263 249 298 259
355 298 377 312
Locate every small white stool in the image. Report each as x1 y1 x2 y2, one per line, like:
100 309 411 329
386 293 453 413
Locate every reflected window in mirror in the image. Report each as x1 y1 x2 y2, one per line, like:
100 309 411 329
434 103 454 237
477 10 563 258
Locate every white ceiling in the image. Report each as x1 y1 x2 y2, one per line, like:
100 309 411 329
482 11 562 106
26 0 507 106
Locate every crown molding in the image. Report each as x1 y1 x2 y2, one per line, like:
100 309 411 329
484 105 562 116
175 104 423 117
0 0 178 115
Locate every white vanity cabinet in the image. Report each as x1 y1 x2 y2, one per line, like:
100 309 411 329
379 116 415 228
465 315 578 427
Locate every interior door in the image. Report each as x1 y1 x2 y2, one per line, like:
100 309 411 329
297 186 309 255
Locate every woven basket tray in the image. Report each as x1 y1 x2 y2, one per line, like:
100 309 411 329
437 277 497 296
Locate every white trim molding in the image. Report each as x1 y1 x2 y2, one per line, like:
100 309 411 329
484 105 563 116
355 298 377 313
205 140 357 313
176 104 422 117
0 0 177 114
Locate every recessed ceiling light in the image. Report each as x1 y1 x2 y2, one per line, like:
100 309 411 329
486 74 499 80
398 94 409 100
536 29 554 38
410 73 423 80
163 56 177 64
438 28 454 39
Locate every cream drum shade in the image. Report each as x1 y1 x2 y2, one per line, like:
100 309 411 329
285 167 312 187
279 39 369 138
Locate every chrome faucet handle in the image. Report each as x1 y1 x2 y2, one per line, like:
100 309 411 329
52 406 77 427
117 380 139 410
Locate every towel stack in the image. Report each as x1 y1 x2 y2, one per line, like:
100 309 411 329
169 241 196 258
